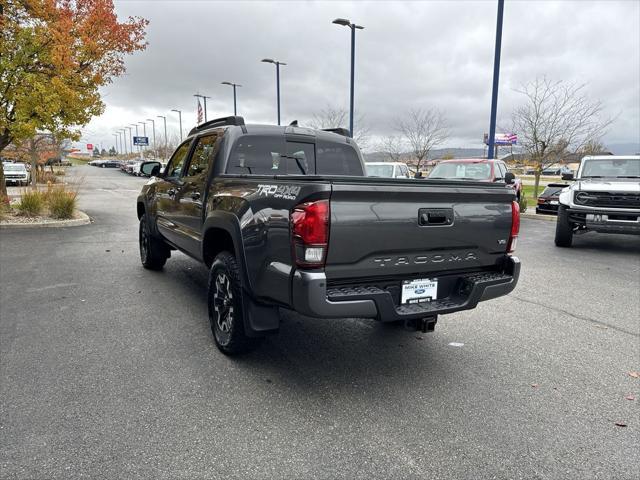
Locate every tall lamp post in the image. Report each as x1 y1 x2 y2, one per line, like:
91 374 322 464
146 118 156 158
125 126 133 154
487 0 505 160
130 123 141 159
119 129 126 155
138 121 147 157
261 58 286 125
332 18 364 138
171 109 183 141
112 133 119 156
193 94 211 122
157 115 168 159
221 81 242 115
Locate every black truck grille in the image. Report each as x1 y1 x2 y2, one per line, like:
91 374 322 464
575 192 640 208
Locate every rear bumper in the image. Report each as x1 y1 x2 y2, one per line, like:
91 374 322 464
292 256 520 321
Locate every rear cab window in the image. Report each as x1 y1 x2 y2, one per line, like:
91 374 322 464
225 135 364 176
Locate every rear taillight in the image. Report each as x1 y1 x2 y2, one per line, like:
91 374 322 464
291 199 330 268
507 200 520 253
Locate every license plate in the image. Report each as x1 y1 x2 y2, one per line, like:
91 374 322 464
401 278 438 304
550 200 558 205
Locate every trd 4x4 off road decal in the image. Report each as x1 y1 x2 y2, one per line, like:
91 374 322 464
256 184 301 200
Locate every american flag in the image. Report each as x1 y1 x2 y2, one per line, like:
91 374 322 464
197 99 203 124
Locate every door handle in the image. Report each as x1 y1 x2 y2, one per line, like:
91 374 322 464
167 188 176 197
191 192 201 200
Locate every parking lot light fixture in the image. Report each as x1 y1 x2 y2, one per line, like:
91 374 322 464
333 18 364 138
146 119 157 158
171 109 183 141
221 81 242 116
261 58 286 125
157 115 168 160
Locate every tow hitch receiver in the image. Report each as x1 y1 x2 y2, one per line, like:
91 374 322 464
405 316 438 333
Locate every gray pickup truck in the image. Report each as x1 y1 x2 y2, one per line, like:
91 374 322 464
137 116 521 354
555 155 640 246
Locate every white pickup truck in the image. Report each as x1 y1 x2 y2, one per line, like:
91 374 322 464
555 155 640 247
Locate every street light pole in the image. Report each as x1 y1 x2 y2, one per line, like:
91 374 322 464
112 133 118 156
146 118 156 158
171 109 183 141
130 123 141 159
139 122 147 157
333 18 364 138
126 126 133 154
119 130 126 155
261 58 286 125
194 94 211 122
221 82 242 115
487 0 505 160
157 115 168 160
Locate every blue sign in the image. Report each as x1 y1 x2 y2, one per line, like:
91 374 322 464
133 136 149 146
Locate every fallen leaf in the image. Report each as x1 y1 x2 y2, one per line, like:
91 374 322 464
625 395 636 401
628 371 640 378
415 336 424 340
614 422 627 428
595 325 608 330
531 384 539 388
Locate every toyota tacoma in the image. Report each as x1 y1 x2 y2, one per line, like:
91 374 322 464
136 116 521 354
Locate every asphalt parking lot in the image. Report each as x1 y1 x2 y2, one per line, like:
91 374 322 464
1 166 639 480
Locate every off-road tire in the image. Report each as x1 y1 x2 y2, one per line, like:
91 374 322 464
139 214 170 270
208 251 262 355
555 205 574 247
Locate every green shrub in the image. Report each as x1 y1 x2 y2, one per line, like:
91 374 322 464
17 190 45 216
47 187 77 219
518 194 528 214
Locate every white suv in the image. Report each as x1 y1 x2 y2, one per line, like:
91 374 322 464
555 155 640 247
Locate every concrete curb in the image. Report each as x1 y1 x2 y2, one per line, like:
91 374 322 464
0 210 91 229
521 212 556 222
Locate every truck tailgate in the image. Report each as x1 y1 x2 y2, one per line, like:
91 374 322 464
325 180 515 281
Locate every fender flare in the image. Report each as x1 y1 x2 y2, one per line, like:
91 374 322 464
202 212 253 293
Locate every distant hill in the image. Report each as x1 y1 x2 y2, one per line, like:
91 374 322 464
606 143 640 155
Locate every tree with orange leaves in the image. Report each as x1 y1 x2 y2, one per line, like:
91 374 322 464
0 0 148 192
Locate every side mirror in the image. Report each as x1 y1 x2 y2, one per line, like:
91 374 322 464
504 172 516 184
561 172 574 180
140 161 161 177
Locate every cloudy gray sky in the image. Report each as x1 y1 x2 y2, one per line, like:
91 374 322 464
82 0 640 153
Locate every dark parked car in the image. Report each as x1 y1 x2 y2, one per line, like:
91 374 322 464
536 184 567 215
100 159 121 168
136 116 521 355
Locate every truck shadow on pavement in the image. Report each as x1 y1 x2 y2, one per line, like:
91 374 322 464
164 255 469 396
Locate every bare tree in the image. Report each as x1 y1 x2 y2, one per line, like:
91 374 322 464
307 105 371 151
376 135 405 162
512 76 613 196
396 108 449 172
579 139 608 155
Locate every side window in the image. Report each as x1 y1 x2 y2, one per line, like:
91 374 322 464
495 162 505 179
316 141 364 176
166 141 191 179
400 165 410 178
184 134 218 181
226 136 285 175
286 142 315 175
